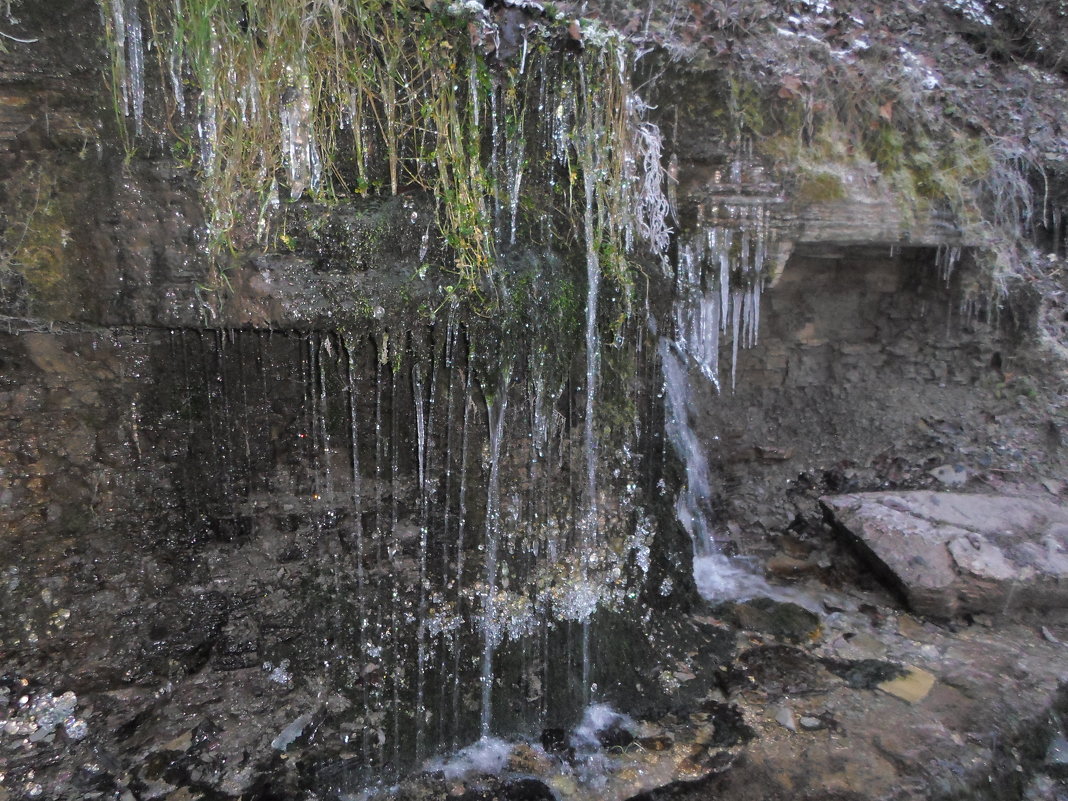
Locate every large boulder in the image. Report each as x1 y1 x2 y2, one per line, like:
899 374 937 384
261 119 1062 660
821 492 1068 619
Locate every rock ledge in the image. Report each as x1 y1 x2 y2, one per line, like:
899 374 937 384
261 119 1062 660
821 491 1068 618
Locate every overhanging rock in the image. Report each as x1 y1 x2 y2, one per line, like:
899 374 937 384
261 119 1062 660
820 491 1068 619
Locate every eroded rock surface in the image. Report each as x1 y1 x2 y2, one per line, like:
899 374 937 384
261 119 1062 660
821 491 1068 619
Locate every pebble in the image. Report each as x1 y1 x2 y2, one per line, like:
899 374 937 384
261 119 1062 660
773 705 797 732
928 464 969 486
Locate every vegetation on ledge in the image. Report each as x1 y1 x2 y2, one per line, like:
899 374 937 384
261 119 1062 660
98 0 672 307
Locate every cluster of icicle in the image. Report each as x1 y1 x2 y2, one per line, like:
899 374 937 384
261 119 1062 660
936 242 962 284
99 0 144 137
673 198 773 391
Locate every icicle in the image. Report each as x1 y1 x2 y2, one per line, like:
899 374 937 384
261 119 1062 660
198 84 218 178
719 233 731 334
507 116 526 247
490 84 502 247
343 333 369 758
124 0 144 135
104 0 145 134
280 71 322 200
730 288 743 391
936 243 961 284
168 0 185 116
412 355 428 760
318 336 332 498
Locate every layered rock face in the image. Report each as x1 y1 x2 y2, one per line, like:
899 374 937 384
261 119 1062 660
1 1 1067 800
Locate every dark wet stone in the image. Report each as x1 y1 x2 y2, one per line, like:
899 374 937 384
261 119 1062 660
820 658 907 690
205 514 254 541
725 645 838 699
711 598 821 644
700 701 755 747
140 592 230 678
598 720 638 750
540 727 572 758
1045 734 1068 779
212 628 260 671
450 777 556 801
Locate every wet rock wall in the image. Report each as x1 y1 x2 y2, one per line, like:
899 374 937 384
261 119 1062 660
695 243 1061 551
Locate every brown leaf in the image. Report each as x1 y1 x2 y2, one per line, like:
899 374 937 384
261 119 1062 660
568 19 582 41
778 74 804 99
878 101 894 122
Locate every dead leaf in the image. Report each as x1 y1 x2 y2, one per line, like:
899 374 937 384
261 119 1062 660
568 19 582 41
878 101 894 122
779 74 803 99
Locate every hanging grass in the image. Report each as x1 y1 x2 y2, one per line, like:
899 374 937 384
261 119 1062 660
97 0 672 304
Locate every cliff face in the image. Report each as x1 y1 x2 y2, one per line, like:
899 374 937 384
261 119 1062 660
0 1 1066 800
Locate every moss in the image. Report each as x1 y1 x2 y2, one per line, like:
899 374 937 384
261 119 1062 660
716 68 1002 245
794 170 847 205
0 161 83 316
727 76 768 142
863 124 907 174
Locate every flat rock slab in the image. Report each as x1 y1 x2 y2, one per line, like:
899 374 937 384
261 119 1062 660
821 491 1068 618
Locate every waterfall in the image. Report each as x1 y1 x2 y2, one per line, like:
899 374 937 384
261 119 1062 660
662 190 777 600
659 339 772 601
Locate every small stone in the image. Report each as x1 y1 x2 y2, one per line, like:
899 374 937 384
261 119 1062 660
766 554 817 579
63 716 88 741
799 716 823 730
161 730 193 752
754 445 794 462
773 704 797 732
929 464 969 486
835 631 888 660
877 665 936 703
